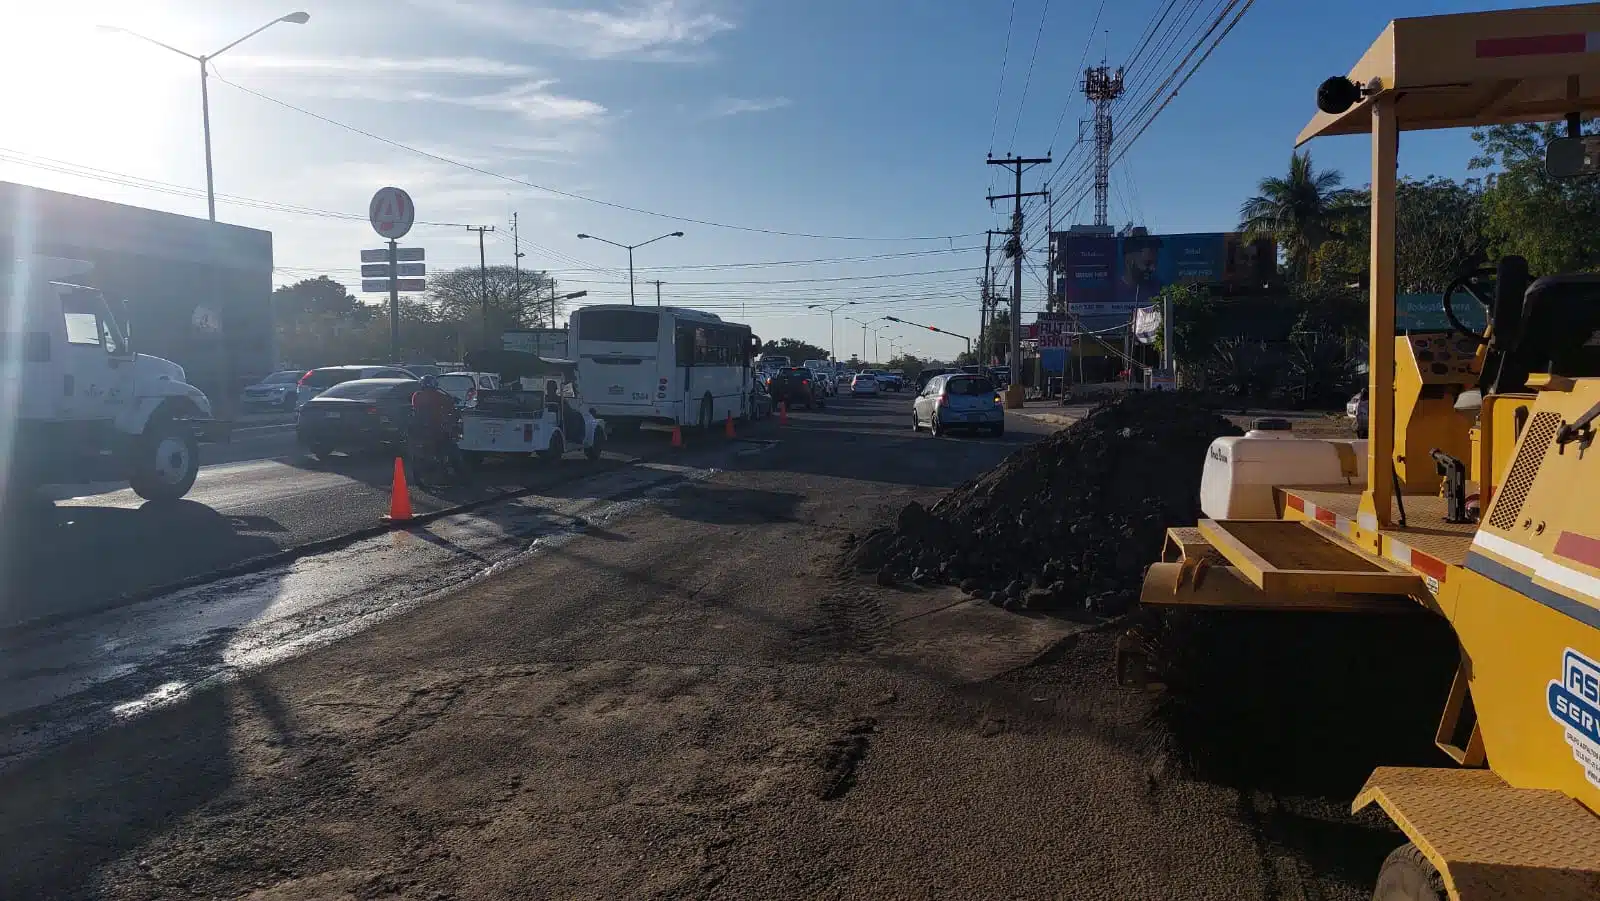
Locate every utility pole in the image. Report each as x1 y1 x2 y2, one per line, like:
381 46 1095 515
981 230 993 360
652 279 663 307
467 225 495 338
511 212 533 323
982 228 1010 364
1046 192 1056 313
987 153 1050 401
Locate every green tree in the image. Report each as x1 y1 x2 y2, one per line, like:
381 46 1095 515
273 275 356 319
983 309 1011 363
1310 177 1490 293
1471 121 1600 275
1239 150 1361 280
887 354 924 379
1152 283 1218 368
427 265 559 347
761 337 831 363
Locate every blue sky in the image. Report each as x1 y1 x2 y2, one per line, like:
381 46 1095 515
0 1 1523 362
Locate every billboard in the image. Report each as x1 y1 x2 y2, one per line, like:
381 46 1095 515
1117 234 1163 307
1055 234 1117 307
1160 233 1225 284
1051 231 1276 314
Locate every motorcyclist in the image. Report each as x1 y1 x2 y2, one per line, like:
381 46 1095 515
410 374 464 479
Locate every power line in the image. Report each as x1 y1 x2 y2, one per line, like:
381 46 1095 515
208 68 978 243
988 0 1021 153
0 147 476 227
1008 0 1056 148
1047 0 1107 153
1046 0 1255 222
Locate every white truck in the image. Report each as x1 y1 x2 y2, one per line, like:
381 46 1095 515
4 256 227 504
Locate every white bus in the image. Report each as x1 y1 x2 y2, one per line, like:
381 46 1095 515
568 304 759 429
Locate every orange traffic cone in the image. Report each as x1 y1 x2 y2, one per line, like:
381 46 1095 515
779 401 789 425
670 424 684 447
725 412 736 437
384 456 413 522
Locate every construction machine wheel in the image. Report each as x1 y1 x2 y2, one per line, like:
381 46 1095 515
1371 844 1446 901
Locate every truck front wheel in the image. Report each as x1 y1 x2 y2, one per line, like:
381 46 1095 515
129 416 200 502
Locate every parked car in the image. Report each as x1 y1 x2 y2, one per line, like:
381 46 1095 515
402 362 443 378
749 376 774 420
767 367 824 409
850 373 880 396
916 367 950 393
239 369 306 412
1347 387 1369 438
294 364 418 409
437 371 501 408
913 372 1003 437
296 378 421 460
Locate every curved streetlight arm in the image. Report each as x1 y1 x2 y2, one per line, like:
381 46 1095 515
576 233 628 252
209 12 311 59
634 231 684 251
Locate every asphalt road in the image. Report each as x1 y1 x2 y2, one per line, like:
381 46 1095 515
3 419 678 630
0 393 1393 900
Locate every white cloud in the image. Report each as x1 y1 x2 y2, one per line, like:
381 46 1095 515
709 96 791 117
413 0 734 61
454 80 608 121
267 77 607 125
223 55 540 78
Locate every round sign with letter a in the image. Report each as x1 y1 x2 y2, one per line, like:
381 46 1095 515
369 187 414 240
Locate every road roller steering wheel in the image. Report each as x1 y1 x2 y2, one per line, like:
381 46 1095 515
1442 267 1496 345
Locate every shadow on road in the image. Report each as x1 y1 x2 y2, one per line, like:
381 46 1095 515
0 634 242 900
658 483 803 525
0 501 286 630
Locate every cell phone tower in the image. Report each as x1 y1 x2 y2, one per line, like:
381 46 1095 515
1082 65 1125 228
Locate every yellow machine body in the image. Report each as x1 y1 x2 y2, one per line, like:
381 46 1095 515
1392 332 1478 491
1130 5 1600 897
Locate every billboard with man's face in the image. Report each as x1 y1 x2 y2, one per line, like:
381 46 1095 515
1116 235 1163 306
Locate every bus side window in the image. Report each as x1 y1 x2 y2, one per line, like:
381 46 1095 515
676 324 695 362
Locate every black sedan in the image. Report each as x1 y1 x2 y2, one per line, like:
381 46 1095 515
765 367 824 410
295 378 420 460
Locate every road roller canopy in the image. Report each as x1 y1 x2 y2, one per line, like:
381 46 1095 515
1297 3 1600 146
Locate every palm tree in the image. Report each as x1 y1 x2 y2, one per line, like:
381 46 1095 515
1239 150 1361 281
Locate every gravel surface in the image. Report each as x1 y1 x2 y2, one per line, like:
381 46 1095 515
0 395 1404 900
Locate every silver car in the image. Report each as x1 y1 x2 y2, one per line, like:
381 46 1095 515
912 373 1004 437
239 370 305 412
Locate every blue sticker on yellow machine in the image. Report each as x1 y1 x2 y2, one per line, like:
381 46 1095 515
1549 647 1600 789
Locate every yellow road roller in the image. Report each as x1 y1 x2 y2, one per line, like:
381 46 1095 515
1125 5 1600 898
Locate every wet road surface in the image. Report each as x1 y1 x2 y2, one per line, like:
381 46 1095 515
3 424 686 629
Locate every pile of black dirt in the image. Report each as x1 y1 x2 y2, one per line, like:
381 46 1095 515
843 391 1242 615
1147 607 1462 799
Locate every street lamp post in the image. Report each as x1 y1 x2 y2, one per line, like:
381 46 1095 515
806 301 855 363
551 289 588 329
103 12 311 222
845 316 875 365
576 231 684 306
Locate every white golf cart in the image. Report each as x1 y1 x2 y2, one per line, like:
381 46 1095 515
455 352 607 464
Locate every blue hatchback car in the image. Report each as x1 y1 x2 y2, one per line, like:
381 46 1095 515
911 373 1004 437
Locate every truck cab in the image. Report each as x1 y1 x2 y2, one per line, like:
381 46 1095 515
4 256 224 504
